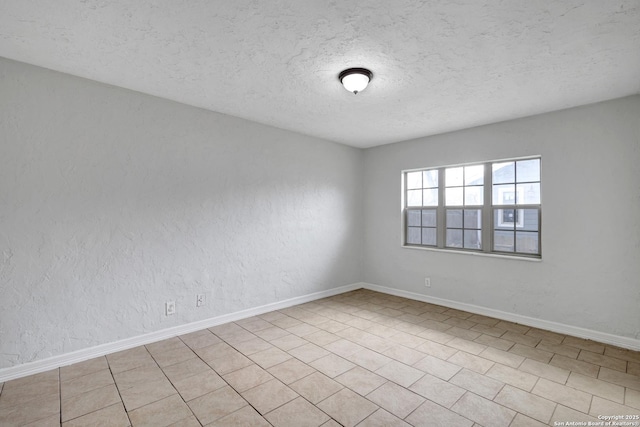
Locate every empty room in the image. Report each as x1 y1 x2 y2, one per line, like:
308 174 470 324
1 1 639 426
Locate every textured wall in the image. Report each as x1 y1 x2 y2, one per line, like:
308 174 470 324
0 58 363 368
363 96 640 341
2 55 639 371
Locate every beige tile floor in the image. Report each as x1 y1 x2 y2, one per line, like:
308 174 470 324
1 289 639 426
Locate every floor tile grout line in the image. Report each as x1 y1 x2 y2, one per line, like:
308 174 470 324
296 300 540 368
151 343 203 426
113 344 197 426
400 391 474 426
587 393 595 418
212 329 328 424
489 377 562 421
265 317 433 424
174 331 286 426
207 331 333 427
165 337 249 426
59 381 121 424
211 318 381 426
100 362 128 425
315 294 637 420
334 292 634 358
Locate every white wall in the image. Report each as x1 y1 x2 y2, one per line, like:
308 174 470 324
2 56 638 372
0 57 363 369
363 96 640 341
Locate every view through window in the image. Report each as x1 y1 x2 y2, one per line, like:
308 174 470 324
404 157 541 257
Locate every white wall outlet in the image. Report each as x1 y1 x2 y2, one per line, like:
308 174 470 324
425 277 431 288
196 294 206 307
165 301 176 316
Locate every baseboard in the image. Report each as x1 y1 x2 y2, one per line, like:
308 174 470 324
361 282 640 351
4 281 636 383
0 282 363 383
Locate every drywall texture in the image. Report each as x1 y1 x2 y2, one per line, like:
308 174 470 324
363 96 640 341
3 1 640 147
0 57 363 369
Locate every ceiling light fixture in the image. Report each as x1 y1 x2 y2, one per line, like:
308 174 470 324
339 68 373 94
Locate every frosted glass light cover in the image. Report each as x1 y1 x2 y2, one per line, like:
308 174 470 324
341 73 370 94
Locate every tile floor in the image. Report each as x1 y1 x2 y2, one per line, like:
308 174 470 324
1 289 639 426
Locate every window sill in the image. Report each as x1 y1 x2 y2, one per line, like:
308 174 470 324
402 245 542 262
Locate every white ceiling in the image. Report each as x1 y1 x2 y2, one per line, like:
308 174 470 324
1 1 639 148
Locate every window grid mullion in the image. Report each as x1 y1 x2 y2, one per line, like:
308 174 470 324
483 162 492 253
514 162 518 252
404 172 408 246
437 168 445 248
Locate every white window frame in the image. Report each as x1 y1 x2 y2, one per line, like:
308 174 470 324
402 156 542 258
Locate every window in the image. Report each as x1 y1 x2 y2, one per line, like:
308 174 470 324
444 165 484 250
491 159 541 255
403 157 541 257
406 170 438 246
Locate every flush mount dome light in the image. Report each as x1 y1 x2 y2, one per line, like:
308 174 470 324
339 68 373 94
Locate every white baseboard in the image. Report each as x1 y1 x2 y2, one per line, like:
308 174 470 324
3 281 637 383
361 282 640 351
0 283 362 383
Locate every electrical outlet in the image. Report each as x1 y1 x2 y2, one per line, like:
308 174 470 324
424 277 431 288
196 294 206 307
165 301 176 316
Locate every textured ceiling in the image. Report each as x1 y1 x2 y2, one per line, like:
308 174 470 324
1 1 639 148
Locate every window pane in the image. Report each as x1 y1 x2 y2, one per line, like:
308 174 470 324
422 209 436 227
422 228 437 246
447 209 463 228
407 171 422 189
516 183 540 204
494 230 514 252
465 186 484 205
445 187 463 206
464 209 482 229
492 162 515 184
446 229 463 248
407 210 421 227
407 190 422 207
465 165 484 185
495 209 517 230
492 184 516 205
464 229 482 249
516 231 539 254
423 188 438 206
407 227 421 244
423 170 438 188
445 167 463 187
517 159 540 182
521 209 539 231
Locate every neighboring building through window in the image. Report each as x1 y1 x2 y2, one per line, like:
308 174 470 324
403 157 541 257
